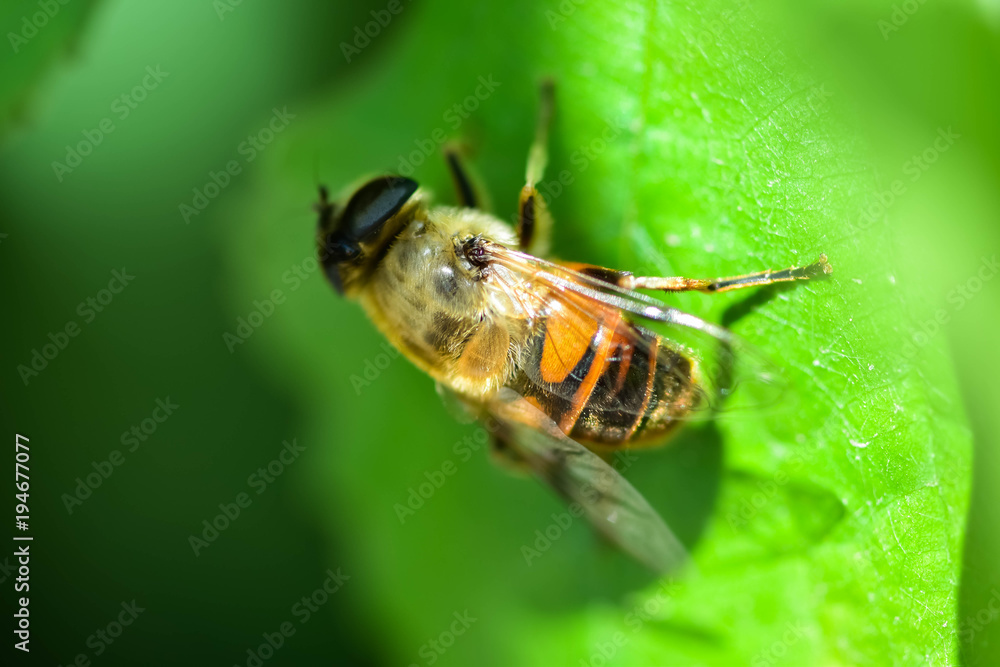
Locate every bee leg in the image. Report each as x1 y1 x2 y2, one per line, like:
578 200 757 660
442 143 490 210
518 78 555 256
558 262 634 285
489 433 532 475
442 141 491 211
622 255 833 293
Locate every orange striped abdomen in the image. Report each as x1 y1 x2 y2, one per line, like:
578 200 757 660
507 303 699 448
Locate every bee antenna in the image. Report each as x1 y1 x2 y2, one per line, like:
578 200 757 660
315 184 335 232
311 152 322 189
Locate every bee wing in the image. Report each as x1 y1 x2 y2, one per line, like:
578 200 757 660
435 382 479 424
488 387 689 574
487 246 786 419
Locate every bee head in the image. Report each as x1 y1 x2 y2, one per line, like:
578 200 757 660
317 175 420 295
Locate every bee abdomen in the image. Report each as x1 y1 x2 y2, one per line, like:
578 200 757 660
509 321 698 448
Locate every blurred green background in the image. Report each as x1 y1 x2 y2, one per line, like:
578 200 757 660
1 0 998 665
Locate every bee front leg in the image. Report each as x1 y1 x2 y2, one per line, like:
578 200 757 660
623 255 833 293
443 143 490 211
518 79 555 256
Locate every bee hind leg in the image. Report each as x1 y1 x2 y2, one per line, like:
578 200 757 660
623 255 833 293
489 432 533 475
517 78 555 256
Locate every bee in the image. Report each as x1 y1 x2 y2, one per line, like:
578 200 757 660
317 81 831 573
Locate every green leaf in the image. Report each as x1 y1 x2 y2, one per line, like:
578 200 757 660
224 0 972 664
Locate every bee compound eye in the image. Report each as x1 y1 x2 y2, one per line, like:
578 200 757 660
339 175 419 241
